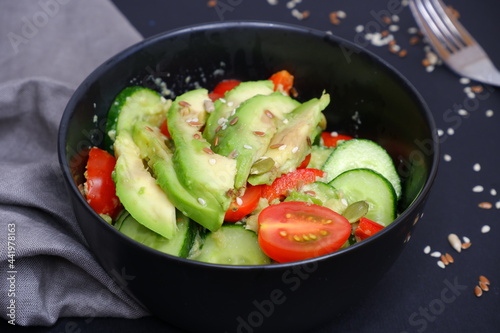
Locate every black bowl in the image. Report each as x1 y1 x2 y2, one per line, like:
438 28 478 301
58 21 439 333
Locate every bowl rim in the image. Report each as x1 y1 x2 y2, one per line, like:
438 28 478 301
58 20 440 270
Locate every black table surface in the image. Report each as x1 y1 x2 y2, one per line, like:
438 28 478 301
3 1 500 332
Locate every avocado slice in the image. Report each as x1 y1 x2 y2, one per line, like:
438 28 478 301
248 93 330 185
166 89 237 230
132 121 227 231
110 87 178 240
213 92 300 190
203 80 274 144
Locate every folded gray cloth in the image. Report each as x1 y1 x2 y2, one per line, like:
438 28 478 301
0 0 149 326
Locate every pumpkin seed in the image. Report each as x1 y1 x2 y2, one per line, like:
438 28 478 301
343 200 369 223
250 157 275 175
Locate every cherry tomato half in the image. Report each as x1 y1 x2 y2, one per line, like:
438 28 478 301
354 217 385 241
321 132 353 148
262 168 325 203
85 147 122 219
258 201 351 263
225 185 265 222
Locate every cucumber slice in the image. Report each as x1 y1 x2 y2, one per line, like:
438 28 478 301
329 168 397 226
189 225 270 265
115 210 196 258
322 139 401 199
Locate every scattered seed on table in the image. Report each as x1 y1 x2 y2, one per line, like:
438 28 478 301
445 253 454 263
473 163 481 172
447 128 455 135
443 154 452 162
437 261 446 269
448 233 462 253
462 236 471 243
479 281 490 291
355 25 364 33
474 285 483 297
478 202 492 209
485 109 494 117
490 188 497 196
437 129 444 136
440 254 449 265
430 251 441 258
407 27 419 34
461 242 472 250
479 275 490 286
472 185 484 193
481 225 491 234
458 109 469 116
495 201 500 209
459 77 471 84
423 245 431 254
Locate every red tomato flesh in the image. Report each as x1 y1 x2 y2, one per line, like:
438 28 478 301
209 79 241 101
85 147 121 219
321 132 353 148
225 185 265 222
297 153 311 169
268 70 294 95
258 201 351 263
354 217 385 241
159 119 171 139
262 168 325 203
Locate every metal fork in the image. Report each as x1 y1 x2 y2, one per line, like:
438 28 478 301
409 0 500 86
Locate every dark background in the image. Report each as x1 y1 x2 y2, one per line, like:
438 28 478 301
3 0 500 332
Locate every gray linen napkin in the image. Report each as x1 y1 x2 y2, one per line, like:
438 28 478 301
0 0 149 326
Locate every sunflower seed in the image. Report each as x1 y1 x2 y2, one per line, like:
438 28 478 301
448 233 462 253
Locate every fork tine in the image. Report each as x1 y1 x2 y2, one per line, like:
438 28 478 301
424 0 464 50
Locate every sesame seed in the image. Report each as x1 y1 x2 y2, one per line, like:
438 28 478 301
219 98 226 103
197 198 206 206
458 109 469 116
209 158 216 165
459 77 470 84
278 144 287 150
466 92 476 99
292 146 299 153
437 261 446 269
270 143 284 149
337 10 347 19
462 236 470 243
204 100 215 113
243 145 253 149
443 154 452 162
425 65 435 73
236 197 243 206
486 109 494 117
496 201 500 209
473 163 481 172
407 27 419 34
481 225 491 234
253 131 266 136
437 129 444 136
355 25 364 33
472 185 484 193
461 242 472 250
389 24 399 32
430 251 441 258
424 245 431 254
179 101 191 107
479 275 490 286
447 128 455 135
264 110 275 118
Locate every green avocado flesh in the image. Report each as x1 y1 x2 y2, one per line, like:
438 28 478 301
111 88 177 240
